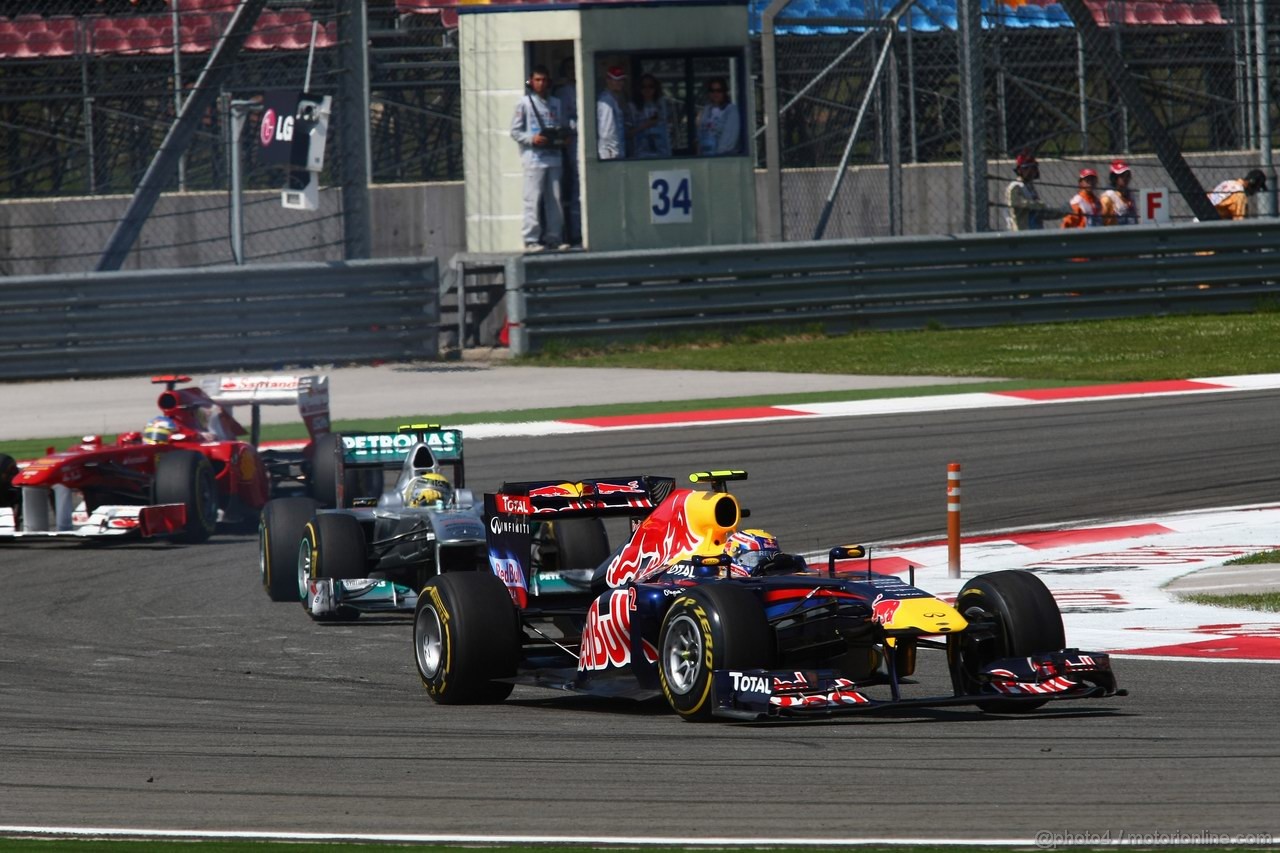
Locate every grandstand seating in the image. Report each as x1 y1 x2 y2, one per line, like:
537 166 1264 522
0 6 334 59
746 0 1229 34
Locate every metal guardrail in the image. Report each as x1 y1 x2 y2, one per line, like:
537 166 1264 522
503 221 1280 356
0 259 439 380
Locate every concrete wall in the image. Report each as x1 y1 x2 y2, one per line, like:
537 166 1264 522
0 150 1269 275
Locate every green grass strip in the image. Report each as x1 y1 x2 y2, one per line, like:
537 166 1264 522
1182 592 1280 613
1224 549 1280 566
523 312 1280 381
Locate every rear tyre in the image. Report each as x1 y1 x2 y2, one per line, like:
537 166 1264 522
414 572 519 704
0 453 17 508
948 570 1065 712
658 584 773 722
154 450 217 543
309 433 378 509
299 513 368 620
553 517 610 569
259 497 320 601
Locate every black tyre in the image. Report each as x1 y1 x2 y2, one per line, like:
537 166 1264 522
0 453 17 508
259 497 319 601
299 513 368 619
414 572 520 704
309 433 378 509
154 450 217 543
658 584 773 722
552 517 610 569
948 570 1066 712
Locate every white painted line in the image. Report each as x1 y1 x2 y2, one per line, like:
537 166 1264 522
1110 654 1280 665
0 827 1038 846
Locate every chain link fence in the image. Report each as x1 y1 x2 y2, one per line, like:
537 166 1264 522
0 0 461 275
757 0 1278 239
4 0 1277 270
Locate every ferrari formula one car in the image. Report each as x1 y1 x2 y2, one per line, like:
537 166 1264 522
411 470 1125 721
0 374 333 543
258 425 491 618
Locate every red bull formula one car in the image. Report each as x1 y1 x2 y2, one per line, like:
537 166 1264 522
412 471 1125 721
0 374 334 543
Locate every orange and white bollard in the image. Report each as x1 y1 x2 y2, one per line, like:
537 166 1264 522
947 462 961 578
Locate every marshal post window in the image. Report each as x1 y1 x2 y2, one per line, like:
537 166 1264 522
593 50 746 162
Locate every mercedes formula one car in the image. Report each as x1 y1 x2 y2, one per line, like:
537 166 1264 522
0 374 334 543
258 425 490 618
411 470 1125 722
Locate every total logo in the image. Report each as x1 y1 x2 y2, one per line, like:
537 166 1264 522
260 108 294 147
496 493 532 515
729 671 771 695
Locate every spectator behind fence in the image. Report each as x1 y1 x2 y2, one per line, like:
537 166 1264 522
553 58 581 246
1209 169 1267 220
597 65 628 160
1101 160 1138 226
696 77 740 156
1061 168 1102 229
630 74 673 159
510 65 566 251
1006 152 1047 231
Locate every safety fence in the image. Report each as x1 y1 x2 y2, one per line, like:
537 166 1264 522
504 219 1280 355
0 258 439 380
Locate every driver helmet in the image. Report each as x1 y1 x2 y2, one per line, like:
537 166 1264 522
142 416 178 445
405 472 453 508
725 528 781 576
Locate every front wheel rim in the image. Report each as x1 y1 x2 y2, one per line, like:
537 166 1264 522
416 605 444 679
297 537 313 600
661 613 703 696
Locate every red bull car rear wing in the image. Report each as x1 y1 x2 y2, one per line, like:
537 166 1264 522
496 475 676 516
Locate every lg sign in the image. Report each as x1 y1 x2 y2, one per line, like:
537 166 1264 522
259 107 295 148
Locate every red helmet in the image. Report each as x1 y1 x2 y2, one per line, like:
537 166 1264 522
1079 168 1098 180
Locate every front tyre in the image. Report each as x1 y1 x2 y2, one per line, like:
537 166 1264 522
154 450 217 543
299 513 368 620
414 572 519 704
948 569 1065 712
259 497 320 601
658 584 773 722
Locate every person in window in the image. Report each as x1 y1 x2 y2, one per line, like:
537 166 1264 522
510 65 566 251
597 66 628 161
629 74 672 159
696 77 740 156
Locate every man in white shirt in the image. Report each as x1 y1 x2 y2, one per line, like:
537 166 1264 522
510 65 566 251
696 77 740 156
597 65 627 161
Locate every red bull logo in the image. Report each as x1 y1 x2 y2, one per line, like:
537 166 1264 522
594 479 643 495
871 593 901 626
604 492 704 588
527 482 584 498
578 589 657 671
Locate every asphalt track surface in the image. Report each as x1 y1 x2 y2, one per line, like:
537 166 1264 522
3 390 1280 841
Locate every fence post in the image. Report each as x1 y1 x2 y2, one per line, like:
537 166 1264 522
947 462 961 578
504 255 528 356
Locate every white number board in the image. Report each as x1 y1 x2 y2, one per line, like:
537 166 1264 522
649 170 692 224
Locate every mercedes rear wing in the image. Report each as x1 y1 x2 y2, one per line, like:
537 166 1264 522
200 374 330 445
328 424 464 508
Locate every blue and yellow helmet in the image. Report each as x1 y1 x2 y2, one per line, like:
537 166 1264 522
142 416 178 445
